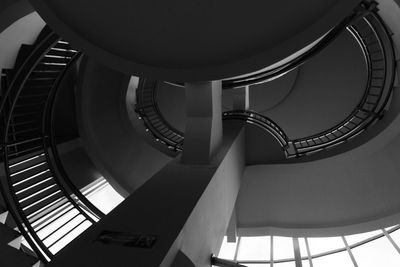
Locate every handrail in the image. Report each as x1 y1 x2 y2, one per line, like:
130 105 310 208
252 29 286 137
43 52 105 219
40 52 101 225
0 29 61 262
222 110 293 156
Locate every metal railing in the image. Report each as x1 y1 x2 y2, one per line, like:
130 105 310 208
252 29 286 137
289 12 395 158
222 110 295 157
135 78 184 151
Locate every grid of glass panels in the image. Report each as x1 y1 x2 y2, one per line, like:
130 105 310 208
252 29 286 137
217 225 400 267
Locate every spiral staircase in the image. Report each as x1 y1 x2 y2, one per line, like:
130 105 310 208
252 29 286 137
0 1 398 266
0 25 105 265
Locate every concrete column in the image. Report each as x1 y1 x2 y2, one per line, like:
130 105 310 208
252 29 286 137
233 86 249 110
181 81 222 164
47 122 245 267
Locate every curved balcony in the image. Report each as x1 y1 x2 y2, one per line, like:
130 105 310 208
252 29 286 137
290 12 395 157
135 11 395 160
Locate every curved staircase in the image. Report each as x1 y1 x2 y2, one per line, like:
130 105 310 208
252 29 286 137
0 26 104 265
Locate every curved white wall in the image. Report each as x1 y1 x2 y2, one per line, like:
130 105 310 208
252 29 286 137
0 11 44 93
0 11 44 70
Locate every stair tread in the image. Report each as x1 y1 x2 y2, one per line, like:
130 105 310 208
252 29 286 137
16 178 56 200
10 163 49 184
9 153 46 174
19 184 60 208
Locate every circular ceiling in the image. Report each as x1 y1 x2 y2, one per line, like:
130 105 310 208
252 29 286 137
30 0 361 81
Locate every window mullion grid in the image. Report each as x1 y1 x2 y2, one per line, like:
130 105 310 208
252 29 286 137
342 236 358 267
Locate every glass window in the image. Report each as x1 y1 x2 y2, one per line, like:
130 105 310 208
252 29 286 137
389 228 400 249
345 230 382 246
351 235 400 267
298 238 309 257
273 236 294 260
245 264 269 267
273 261 296 267
237 236 271 261
302 260 311 267
307 237 345 255
312 251 353 267
218 236 237 260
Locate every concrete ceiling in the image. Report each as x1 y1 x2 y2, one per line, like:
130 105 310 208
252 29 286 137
29 0 361 81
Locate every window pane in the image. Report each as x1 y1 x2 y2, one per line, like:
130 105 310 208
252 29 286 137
351 235 400 267
312 251 354 267
237 236 271 261
345 230 382 246
389 228 400 249
302 260 311 267
273 262 295 267
245 264 269 267
308 237 345 255
218 236 237 260
298 238 308 257
273 236 294 260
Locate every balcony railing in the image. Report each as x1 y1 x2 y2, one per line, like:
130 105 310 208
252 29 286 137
290 12 395 157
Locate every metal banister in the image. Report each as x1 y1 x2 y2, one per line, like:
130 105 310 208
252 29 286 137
43 53 105 219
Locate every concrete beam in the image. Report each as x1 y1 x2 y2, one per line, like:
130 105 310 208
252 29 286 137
48 122 245 267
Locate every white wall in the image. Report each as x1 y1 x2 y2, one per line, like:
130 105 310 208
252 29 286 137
0 11 44 72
